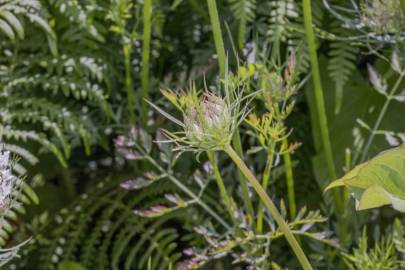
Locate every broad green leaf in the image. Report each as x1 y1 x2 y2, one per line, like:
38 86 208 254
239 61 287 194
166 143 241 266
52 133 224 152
58 261 86 270
326 144 405 212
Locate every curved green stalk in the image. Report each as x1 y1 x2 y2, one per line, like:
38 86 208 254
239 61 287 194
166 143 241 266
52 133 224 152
302 0 345 240
206 0 254 219
282 138 297 220
141 0 152 126
224 145 313 270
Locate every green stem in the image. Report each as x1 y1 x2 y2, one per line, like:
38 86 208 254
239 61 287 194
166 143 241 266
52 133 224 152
207 151 238 225
141 0 152 126
206 0 226 78
361 73 405 162
401 0 405 16
206 0 254 219
123 42 135 123
237 15 247 50
302 0 345 239
224 145 313 270
283 138 297 220
137 144 230 230
256 144 275 233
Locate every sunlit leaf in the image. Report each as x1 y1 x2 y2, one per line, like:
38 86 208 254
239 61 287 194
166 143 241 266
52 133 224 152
326 144 405 212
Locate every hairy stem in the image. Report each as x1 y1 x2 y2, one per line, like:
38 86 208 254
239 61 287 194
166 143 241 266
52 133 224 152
141 0 152 126
361 73 405 162
302 0 346 240
206 0 255 219
283 138 297 220
224 145 313 270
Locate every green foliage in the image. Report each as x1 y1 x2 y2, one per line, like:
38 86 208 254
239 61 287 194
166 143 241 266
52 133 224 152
327 144 405 212
1 0 405 269
344 229 398 270
18 178 194 270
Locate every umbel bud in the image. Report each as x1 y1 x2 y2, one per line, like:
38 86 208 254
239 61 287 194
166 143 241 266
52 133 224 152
155 87 247 153
183 93 233 150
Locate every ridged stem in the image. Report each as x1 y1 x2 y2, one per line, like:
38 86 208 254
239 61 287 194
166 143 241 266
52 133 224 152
282 138 297 220
141 0 152 126
302 0 346 240
256 144 275 233
206 0 226 78
224 145 313 270
206 0 255 219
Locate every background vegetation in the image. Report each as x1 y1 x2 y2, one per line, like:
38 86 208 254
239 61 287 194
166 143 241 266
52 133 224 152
0 0 405 269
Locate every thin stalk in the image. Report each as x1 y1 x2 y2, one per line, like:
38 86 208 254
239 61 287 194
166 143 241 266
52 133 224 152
224 145 313 270
282 138 297 220
237 15 247 50
206 0 255 219
302 0 345 239
401 0 405 16
207 151 238 225
256 144 275 233
136 144 230 229
123 42 135 123
141 0 152 126
206 0 226 78
343 148 351 207
360 73 405 162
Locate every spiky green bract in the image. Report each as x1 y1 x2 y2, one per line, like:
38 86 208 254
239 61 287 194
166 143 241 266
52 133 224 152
151 85 251 156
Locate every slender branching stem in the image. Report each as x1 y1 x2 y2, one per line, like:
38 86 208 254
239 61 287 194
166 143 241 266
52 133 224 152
206 0 255 220
361 73 405 162
141 0 152 126
224 144 313 270
256 143 275 233
135 144 230 229
123 42 135 123
283 138 297 220
207 151 238 225
302 0 346 241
